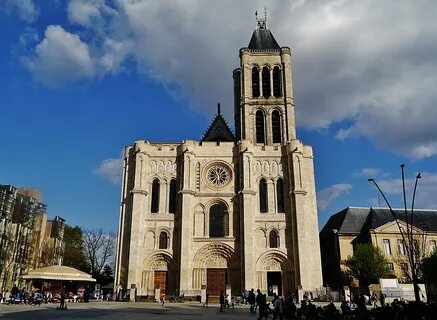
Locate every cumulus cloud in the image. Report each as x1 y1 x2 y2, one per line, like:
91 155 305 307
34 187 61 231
371 172 437 209
94 158 123 185
20 0 437 159
24 25 95 86
354 168 390 178
1 0 39 23
317 183 353 211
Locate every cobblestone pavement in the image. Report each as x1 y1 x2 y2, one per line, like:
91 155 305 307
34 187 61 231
0 302 262 320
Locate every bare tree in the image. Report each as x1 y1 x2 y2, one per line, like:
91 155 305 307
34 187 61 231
82 229 116 277
369 164 424 302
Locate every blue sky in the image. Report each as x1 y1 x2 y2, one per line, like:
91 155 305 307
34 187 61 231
1 0 437 232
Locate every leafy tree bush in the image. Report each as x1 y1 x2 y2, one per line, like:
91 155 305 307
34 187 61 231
346 243 393 287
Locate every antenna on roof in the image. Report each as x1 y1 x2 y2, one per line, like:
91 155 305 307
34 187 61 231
217 102 221 115
255 7 267 29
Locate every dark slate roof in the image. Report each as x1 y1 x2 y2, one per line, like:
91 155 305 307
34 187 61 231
320 207 437 239
320 207 370 239
248 28 280 50
201 107 235 142
369 208 437 231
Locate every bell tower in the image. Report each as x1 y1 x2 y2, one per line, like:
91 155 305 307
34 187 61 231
233 10 296 145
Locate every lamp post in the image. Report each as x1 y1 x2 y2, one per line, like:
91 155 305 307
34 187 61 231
368 164 422 303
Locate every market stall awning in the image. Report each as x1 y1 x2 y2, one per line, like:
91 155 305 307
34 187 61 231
22 265 96 282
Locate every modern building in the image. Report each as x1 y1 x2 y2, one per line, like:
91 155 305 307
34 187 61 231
115 18 323 299
0 185 65 290
320 207 437 289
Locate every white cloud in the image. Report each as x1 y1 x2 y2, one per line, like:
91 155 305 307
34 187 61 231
371 172 437 209
24 25 95 86
95 158 123 185
1 0 39 23
317 183 353 211
19 1 437 159
100 39 134 74
68 0 101 27
354 168 389 179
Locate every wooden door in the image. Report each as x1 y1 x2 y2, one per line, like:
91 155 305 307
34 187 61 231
154 271 167 295
207 268 226 296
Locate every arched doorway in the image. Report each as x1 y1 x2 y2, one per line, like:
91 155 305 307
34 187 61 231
255 251 293 296
192 243 238 296
142 253 177 297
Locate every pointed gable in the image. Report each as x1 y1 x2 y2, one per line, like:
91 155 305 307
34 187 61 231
202 104 235 142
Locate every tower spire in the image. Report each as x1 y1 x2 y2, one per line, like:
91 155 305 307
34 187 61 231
255 7 268 29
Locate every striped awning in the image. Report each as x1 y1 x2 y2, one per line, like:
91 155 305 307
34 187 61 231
21 265 96 282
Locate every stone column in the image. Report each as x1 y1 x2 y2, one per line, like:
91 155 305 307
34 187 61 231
267 180 275 214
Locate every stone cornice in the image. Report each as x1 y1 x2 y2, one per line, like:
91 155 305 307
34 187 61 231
291 189 307 195
131 189 148 195
195 192 236 197
193 237 236 242
180 189 195 195
240 190 257 195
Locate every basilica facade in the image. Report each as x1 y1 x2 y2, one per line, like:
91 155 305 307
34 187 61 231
115 21 322 299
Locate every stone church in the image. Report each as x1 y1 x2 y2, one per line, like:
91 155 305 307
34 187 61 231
115 18 322 299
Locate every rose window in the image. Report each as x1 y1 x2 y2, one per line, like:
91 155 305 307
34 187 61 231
204 163 232 188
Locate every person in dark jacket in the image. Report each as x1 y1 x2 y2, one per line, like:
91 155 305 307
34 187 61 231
219 291 225 312
256 289 267 320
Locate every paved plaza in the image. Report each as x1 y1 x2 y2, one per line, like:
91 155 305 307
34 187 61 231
0 301 263 320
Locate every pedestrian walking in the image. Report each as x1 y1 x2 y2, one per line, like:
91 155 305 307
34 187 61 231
256 289 266 320
202 294 209 307
379 292 386 307
219 291 225 312
161 292 165 306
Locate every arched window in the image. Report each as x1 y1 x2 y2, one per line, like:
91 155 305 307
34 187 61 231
256 110 265 144
159 231 168 249
252 66 260 98
151 179 160 213
273 66 282 97
269 230 279 248
259 179 268 213
262 66 271 98
169 179 176 213
272 110 282 144
276 178 284 213
209 203 228 237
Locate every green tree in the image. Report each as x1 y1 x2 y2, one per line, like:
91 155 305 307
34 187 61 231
346 243 393 287
63 225 89 272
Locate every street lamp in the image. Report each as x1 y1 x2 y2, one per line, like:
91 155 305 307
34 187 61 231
368 164 422 303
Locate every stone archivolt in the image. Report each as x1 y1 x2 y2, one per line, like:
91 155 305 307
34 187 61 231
143 251 176 271
193 243 234 268
256 250 291 271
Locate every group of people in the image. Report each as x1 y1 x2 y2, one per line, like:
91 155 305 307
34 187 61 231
218 291 235 311
240 288 295 319
0 288 51 305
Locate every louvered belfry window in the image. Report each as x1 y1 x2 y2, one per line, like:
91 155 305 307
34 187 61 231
256 110 265 144
252 66 260 98
272 110 282 144
262 66 271 98
273 66 282 97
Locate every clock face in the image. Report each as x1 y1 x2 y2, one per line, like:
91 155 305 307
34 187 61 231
204 162 232 189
